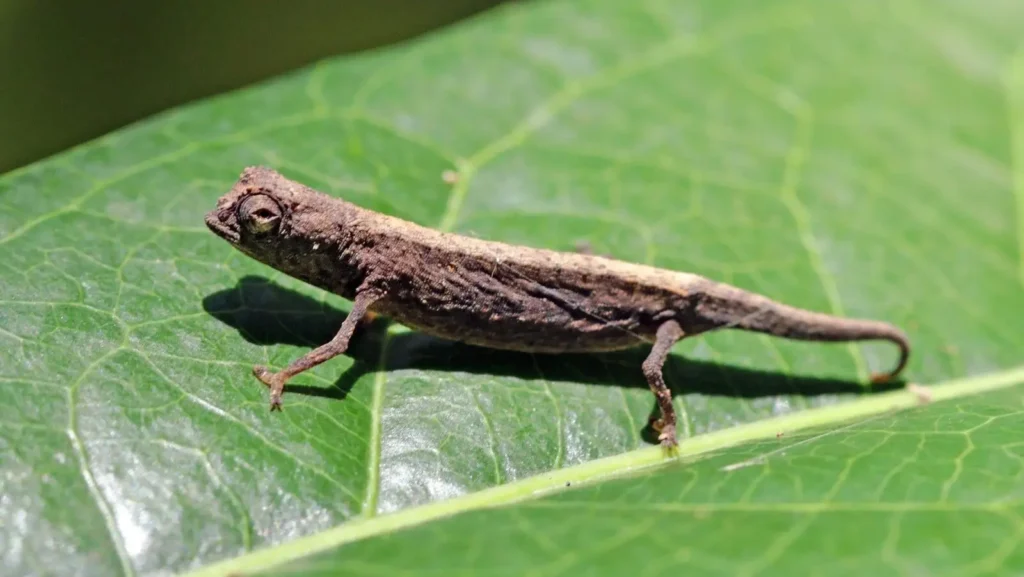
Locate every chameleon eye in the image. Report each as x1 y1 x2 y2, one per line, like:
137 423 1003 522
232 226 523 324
237 194 283 237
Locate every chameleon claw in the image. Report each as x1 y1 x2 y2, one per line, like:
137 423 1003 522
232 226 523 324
650 417 678 454
253 365 285 411
658 424 678 449
658 427 679 458
252 365 272 387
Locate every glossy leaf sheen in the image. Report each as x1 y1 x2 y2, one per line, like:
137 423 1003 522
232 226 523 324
263 378 1024 577
1 0 1022 575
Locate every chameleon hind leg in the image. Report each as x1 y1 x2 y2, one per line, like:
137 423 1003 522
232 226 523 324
642 320 684 448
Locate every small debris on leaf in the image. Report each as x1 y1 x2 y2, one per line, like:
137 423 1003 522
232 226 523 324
907 382 933 404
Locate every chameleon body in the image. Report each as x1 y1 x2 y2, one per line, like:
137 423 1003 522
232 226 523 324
205 166 910 447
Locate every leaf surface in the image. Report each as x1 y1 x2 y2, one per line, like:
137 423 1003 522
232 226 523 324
243 369 1024 577
1 0 1022 575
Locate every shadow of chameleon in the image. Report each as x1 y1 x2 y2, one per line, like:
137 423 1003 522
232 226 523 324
202 275 903 443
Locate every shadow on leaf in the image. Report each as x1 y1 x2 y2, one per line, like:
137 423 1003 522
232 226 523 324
203 276 903 442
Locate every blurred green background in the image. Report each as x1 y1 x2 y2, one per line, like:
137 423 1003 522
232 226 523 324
0 0 506 174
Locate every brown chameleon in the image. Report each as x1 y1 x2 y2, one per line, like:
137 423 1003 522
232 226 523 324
205 166 910 447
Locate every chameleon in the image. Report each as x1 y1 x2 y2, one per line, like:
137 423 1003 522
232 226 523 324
205 166 910 448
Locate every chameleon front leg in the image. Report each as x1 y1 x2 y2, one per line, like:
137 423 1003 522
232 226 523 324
642 320 684 448
253 288 383 410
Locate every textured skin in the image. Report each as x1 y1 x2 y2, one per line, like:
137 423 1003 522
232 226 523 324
205 166 911 446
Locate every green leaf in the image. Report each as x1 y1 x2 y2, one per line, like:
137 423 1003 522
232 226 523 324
195 368 1024 577
2 0 1022 576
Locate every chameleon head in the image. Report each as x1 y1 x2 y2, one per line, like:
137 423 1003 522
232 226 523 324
206 166 364 291
205 166 290 249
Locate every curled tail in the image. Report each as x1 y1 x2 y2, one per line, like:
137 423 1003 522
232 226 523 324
698 283 910 383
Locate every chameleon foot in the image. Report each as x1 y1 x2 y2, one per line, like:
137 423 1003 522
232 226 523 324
252 365 285 411
657 424 678 449
648 417 679 452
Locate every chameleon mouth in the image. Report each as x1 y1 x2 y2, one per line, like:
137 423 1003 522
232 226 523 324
204 210 240 244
